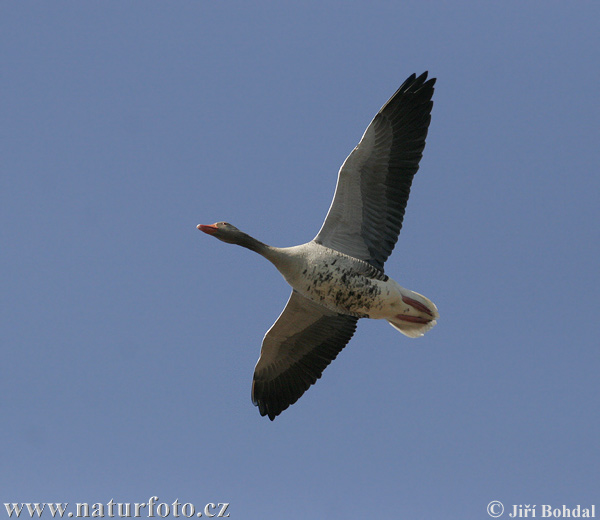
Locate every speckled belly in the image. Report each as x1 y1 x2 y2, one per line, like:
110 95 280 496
296 265 396 318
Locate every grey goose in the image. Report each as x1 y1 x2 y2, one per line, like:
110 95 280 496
198 72 438 420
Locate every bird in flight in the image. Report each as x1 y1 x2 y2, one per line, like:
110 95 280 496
198 72 438 420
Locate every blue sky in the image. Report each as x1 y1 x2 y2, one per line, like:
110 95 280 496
2 2 599 518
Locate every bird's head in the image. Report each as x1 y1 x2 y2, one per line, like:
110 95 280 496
197 221 245 244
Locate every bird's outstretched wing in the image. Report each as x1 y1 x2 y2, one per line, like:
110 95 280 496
314 72 436 271
252 291 358 420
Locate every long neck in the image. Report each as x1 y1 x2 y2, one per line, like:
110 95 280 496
235 231 288 267
236 231 269 254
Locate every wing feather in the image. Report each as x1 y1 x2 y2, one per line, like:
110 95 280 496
252 291 358 420
314 72 436 270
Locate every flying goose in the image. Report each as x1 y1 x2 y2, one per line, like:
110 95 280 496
198 72 438 420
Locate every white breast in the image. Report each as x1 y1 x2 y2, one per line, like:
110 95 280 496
278 245 402 318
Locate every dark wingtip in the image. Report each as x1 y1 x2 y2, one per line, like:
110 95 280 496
412 71 436 90
253 398 281 421
252 381 282 421
377 71 436 118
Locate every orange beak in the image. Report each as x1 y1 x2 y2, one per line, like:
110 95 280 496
197 224 219 235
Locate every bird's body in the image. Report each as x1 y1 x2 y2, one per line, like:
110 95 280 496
257 241 437 333
198 72 438 420
280 243 392 318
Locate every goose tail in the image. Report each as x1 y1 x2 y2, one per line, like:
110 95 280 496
386 289 439 338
